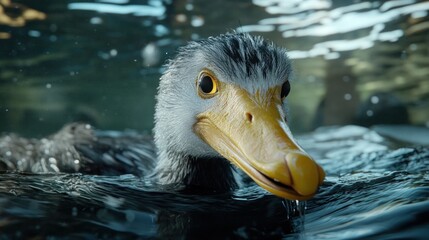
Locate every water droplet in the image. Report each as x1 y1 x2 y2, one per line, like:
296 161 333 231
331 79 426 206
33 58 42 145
282 199 307 225
344 93 352 101
154 24 169 37
5 151 12 156
72 207 78 216
191 16 204 27
175 14 187 23
110 49 118 57
28 30 41 37
185 3 194 11
367 110 374 117
74 159 80 164
46 83 52 89
90 17 103 25
370 96 379 104
141 43 160 67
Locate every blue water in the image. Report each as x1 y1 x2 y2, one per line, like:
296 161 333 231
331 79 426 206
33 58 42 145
0 125 428 239
1 0 429 135
1 0 429 239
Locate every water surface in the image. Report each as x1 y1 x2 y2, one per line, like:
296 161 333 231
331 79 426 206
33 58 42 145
1 0 429 239
0 125 428 239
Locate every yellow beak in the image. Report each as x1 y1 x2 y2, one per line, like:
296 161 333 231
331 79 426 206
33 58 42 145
193 84 325 200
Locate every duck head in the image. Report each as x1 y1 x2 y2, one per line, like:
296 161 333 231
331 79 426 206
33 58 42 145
154 33 324 200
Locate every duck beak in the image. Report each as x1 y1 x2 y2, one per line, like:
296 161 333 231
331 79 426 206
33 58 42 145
193 84 325 200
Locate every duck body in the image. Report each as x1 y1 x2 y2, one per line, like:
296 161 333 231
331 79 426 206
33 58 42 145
0 33 325 199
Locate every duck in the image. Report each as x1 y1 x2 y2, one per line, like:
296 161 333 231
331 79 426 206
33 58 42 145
0 33 325 200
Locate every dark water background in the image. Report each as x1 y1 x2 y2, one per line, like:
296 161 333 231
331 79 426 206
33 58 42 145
1 0 429 239
0 125 428 239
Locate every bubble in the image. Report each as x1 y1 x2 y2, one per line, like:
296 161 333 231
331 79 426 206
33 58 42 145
28 30 41 37
72 207 78 216
110 49 118 57
185 3 194 11
370 96 379 104
175 14 187 23
344 93 352 101
90 17 103 25
191 16 204 27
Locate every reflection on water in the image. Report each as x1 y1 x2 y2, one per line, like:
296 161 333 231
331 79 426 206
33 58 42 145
242 0 429 131
68 2 166 17
246 0 429 59
0 126 428 239
0 0 428 136
0 1 429 238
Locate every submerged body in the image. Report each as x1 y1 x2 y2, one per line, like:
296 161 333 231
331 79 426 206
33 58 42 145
0 33 324 200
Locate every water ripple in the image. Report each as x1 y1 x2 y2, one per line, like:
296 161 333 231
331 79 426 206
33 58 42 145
243 0 429 59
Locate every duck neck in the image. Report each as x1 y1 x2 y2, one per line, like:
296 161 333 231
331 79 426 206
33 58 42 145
154 150 237 194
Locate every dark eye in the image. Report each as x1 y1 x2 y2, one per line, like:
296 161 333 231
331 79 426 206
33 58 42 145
197 72 218 97
280 81 290 99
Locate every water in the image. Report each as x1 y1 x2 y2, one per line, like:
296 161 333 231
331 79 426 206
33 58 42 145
1 0 429 239
0 125 428 239
1 0 429 136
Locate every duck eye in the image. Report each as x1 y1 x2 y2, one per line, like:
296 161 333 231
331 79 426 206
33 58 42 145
197 72 218 97
280 81 290 100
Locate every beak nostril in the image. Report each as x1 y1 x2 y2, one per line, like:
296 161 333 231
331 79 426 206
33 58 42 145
245 112 253 123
